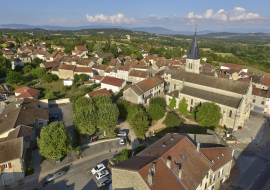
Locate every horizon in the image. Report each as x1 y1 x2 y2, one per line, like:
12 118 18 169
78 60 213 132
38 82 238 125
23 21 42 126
0 0 270 31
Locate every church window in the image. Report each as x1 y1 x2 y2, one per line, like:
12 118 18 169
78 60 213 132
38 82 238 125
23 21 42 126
229 110 232 117
174 84 176 89
191 99 193 105
188 63 190 69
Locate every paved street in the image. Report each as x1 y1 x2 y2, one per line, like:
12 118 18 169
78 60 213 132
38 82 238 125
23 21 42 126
230 141 270 190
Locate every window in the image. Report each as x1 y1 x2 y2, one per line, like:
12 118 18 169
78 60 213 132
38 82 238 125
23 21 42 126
206 173 209 179
261 101 265 105
229 110 232 118
211 185 215 190
174 84 176 89
3 164 9 170
204 183 207 190
191 99 193 105
253 99 255 103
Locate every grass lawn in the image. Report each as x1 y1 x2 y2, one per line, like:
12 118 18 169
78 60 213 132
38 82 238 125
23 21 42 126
200 48 212 51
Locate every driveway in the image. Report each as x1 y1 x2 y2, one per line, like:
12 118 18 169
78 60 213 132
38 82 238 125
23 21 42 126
115 120 140 149
49 103 76 145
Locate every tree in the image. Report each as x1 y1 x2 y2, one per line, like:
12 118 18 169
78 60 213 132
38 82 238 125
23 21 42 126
97 103 119 132
31 68 38 79
32 57 43 65
6 71 23 84
136 51 143 60
149 97 166 109
35 67 47 79
114 148 132 163
116 99 129 120
147 104 165 122
73 106 96 136
0 55 11 77
62 85 70 93
79 74 88 82
169 95 176 109
37 121 72 159
74 74 80 82
43 74 53 83
96 43 103 53
94 94 111 108
196 102 222 129
23 65 32 73
162 112 181 128
178 97 188 114
207 56 213 64
75 96 93 111
191 102 202 120
127 105 149 137
103 56 109 63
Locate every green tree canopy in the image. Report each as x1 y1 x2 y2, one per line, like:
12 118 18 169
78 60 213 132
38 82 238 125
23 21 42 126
169 95 176 109
43 74 53 83
162 112 181 128
127 105 149 137
44 90 55 100
116 99 129 120
74 74 80 82
71 83 77 92
0 55 11 77
75 96 93 111
147 104 165 121
97 103 119 131
149 97 166 109
178 97 188 114
6 71 23 84
134 144 146 155
96 43 103 53
73 106 96 136
103 56 109 63
32 57 43 64
136 51 143 60
114 148 132 163
23 65 33 73
94 94 111 108
79 74 88 82
196 102 222 129
37 121 72 159
35 67 47 79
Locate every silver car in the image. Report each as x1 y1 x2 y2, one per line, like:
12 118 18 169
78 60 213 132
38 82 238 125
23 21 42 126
119 138 125 145
117 131 127 137
97 176 112 188
46 171 66 182
96 170 109 180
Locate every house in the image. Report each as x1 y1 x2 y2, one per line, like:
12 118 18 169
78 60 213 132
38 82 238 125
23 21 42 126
101 76 126 93
11 58 23 70
49 52 59 61
128 70 149 84
76 59 91 67
51 45 65 52
14 86 40 99
92 75 104 83
117 65 132 81
260 76 270 90
15 53 31 63
220 63 248 73
0 137 27 187
201 57 208 62
63 78 75 86
109 58 121 68
123 75 164 105
40 61 61 71
58 64 76 79
31 49 50 61
17 47 33 54
95 53 115 64
251 86 268 113
75 45 88 54
3 50 14 59
91 64 108 76
111 133 233 190
85 88 112 99
74 67 94 79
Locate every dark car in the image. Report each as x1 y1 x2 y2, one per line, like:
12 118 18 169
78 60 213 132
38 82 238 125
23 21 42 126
46 171 66 182
43 180 54 187
49 114 58 119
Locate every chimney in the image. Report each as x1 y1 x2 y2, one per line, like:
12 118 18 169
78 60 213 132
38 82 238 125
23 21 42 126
170 135 174 141
16 104 20 108
5 114 8 117
147 170 153 186
162 142 166 147
152 163 156 174
178 164 183 179
167 157 171 168
197 143 200 152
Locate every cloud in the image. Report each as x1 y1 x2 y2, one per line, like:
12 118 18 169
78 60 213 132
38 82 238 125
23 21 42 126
86 13 137 24
48 18 78 24
185 7 262 22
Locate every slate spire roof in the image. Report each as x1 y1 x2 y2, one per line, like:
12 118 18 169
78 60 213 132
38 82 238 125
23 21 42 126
187 28 200 60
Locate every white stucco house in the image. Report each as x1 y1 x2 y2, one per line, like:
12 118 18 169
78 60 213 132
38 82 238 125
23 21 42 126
100 76 126 93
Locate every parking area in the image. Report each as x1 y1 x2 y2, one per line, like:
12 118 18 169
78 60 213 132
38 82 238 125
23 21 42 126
49 103 76 145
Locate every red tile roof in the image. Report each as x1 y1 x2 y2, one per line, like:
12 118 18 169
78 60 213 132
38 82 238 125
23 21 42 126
75 45 88 51
41 61 60 69
14 86 40 98
200 147 233 171
74 67 94 73
101 76 125 87
222 63 246 70
238 78 250 83
86 88 112 98
129 70 148 78
93 75 104 80
59 64 76 71
261 76 270 86
117 65 131 71
109 59 117 66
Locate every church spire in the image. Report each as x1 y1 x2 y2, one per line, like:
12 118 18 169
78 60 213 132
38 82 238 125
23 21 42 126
187 26 200 60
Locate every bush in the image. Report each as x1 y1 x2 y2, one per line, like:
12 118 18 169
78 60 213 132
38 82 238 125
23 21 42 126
51 74 59 81
74 74 80 82
43 74 53 83
114 148 132 163
44 90 55 100
149 97 166 109
23 65 33 73
116 99 129 120
71 83 77 92
25 81 38 87
62 85 70 92
79 74 89 82
8 86 15 92
35 67 47 79
14 65 23 72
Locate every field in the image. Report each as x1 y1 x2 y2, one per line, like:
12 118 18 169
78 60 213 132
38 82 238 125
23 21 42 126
243 66 267 74
200 48 212 51
86 40 129 46
215 53 235 57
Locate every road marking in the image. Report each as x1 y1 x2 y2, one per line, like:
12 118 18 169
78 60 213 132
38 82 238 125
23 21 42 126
249 181 255 189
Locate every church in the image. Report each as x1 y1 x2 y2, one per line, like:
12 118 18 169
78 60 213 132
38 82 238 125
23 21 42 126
166 30 252 131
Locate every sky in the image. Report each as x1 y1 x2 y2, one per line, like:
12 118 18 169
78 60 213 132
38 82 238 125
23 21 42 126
1 0 270 31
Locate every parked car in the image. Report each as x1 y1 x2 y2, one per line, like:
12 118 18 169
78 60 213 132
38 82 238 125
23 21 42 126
91 163 106 174
119 138 125 145
117 131 127 137
96 170 109 180
45 171 66 182
77 82 84 86
49 114 58 119
97 176 112 188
